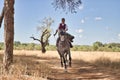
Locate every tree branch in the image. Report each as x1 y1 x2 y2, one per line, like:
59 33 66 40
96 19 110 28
30 36 41 42
44 34 51 46
52 0 82 13
0 7 4 28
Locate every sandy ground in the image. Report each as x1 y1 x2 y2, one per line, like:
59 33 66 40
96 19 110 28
0 50 120 80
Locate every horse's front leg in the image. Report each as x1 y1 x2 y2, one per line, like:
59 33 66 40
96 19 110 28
63 55 67 70
60 56 63 67
65 53 68 65
58 50 63 67
68 50 72 67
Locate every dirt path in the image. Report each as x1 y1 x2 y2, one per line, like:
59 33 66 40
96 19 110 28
36 57 119 80
12 51 120 80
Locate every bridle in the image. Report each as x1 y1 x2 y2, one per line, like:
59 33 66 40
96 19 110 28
59 31 66 42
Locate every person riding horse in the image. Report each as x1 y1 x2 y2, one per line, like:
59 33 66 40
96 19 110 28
54 18 74 48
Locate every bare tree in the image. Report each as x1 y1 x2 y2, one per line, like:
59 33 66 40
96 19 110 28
30 17 54 53
52 0 82 13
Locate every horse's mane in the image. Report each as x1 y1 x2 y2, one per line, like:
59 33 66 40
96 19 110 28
58 32 70 49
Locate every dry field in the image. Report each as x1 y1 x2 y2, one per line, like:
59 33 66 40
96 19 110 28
0 50 120 80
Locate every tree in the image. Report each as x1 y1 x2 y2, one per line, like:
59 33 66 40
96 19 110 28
30 17 54 53
52 0 82 13
1 0 14 71
14 41 21 46
93 41 103 51
107 43 120 48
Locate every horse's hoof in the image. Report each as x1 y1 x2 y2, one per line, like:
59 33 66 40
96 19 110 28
69 64 72 67
66 62 69 66
69 66 72 68
64 69 67 72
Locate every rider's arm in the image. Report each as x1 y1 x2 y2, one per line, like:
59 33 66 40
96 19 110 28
54 30 58 36
54 24 60 36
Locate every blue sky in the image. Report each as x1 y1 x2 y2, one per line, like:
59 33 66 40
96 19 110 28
0 0 120 45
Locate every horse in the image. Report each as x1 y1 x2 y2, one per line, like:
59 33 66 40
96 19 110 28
57 31 72 72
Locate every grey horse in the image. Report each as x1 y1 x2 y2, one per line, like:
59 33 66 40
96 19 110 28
57 31 72 71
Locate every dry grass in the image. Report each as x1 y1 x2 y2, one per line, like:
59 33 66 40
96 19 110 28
0 50 120 80
10 50 120 61
0 50 52 80
93 57 120 70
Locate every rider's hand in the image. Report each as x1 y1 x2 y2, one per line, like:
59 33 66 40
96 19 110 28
53 34 56 36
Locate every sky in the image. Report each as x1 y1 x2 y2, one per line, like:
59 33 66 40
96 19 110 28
0 0 120 45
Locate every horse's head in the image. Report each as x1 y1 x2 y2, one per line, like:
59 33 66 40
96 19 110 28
59 31 67 42
58 31 71 49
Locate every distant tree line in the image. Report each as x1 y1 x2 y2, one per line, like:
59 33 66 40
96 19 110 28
71 41 120 52
0 41 120 52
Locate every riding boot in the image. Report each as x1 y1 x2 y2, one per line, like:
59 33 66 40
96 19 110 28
56 37 60 47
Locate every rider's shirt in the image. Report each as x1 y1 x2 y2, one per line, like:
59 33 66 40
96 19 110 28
57 23 68 35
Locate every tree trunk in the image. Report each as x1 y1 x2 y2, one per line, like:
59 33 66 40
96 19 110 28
3 0 14 70
30 37 46 53
41 42 46 53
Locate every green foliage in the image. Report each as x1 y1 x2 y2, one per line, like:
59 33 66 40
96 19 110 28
71 45 93 51
46 45 56 51
0 42 4 50
13 42 41 50
93 41 103 51
14 41 21 46
0 41 120 52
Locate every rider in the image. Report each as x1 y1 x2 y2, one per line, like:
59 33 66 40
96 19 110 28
54 18 74 48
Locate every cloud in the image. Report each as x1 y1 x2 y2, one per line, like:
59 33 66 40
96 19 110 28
80 17 89 24
79 4 84 10
95 17 102 21
77 29 84 33
76 29 84 38
80 19 85 24
118 34 120 37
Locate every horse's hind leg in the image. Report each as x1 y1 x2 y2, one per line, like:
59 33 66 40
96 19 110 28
69 56 72 67
65 53 68 66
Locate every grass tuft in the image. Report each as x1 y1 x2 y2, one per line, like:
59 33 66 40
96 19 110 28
93 57 120 70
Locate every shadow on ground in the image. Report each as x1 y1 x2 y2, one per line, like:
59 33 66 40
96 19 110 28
0 54 120 80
